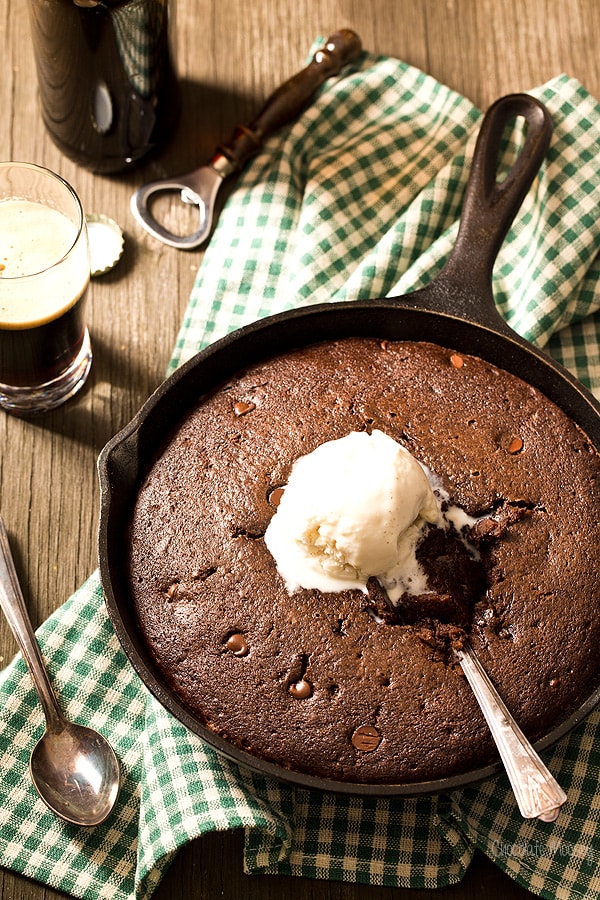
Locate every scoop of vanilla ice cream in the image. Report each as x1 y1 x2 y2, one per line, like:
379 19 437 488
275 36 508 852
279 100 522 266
264 430 440 599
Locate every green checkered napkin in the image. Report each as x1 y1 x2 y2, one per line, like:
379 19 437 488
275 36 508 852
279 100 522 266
1 41 600 900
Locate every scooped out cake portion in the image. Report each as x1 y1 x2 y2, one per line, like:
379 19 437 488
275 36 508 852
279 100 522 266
127 338 600 785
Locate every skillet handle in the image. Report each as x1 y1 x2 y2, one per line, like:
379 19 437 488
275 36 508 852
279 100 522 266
440 94 553 307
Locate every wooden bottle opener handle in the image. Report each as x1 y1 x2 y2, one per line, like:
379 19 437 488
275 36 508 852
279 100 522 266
217 29 362 171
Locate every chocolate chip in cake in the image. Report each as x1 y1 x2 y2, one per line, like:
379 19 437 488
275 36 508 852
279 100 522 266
234 400 256 416
508 436 524 454
289 678 313 699
225 632 249 656
164 581 179 600
351 725 382 752
268 486 285 507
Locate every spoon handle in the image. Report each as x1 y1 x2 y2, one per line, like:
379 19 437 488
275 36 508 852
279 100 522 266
0 516 63 729
457 641 567 821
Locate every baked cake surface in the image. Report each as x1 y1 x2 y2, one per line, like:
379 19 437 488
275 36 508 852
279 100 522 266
127 339 600 784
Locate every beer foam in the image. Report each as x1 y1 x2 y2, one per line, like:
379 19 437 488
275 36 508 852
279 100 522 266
0 199 89 328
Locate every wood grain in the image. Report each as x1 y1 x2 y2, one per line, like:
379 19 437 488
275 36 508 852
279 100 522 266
2 0 599 896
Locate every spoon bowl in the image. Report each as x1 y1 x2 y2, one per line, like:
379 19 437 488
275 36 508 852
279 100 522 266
30 720 120 827
0 516 120 826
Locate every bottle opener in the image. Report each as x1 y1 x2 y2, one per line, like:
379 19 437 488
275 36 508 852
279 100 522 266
130 29 362 250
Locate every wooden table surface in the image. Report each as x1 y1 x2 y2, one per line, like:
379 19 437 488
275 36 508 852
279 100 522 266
1 1 599 897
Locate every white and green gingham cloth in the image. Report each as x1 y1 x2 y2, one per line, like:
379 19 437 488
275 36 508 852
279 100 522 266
2 40 600 900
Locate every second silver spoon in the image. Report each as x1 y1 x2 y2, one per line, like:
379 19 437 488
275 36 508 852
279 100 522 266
0 516 120 826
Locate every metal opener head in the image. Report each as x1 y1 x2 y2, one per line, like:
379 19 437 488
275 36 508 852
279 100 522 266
130 155 232 250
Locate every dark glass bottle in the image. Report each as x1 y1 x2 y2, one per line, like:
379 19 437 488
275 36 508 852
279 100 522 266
28 0 180 174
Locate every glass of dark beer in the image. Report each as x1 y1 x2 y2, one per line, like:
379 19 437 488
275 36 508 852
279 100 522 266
0 162 92 415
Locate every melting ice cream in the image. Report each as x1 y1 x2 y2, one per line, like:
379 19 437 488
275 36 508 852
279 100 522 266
264 430 441 601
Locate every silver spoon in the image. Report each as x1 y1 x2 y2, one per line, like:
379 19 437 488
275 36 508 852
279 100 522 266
0 516 120 826
457 640 567 822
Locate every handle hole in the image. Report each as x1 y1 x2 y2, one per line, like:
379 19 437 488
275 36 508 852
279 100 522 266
143 190 204 239
490 115 530 186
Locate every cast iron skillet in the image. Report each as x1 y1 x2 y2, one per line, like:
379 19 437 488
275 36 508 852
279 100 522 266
98 93 600 796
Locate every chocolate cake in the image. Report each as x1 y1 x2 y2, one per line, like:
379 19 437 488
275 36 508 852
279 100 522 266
127 339 600 785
